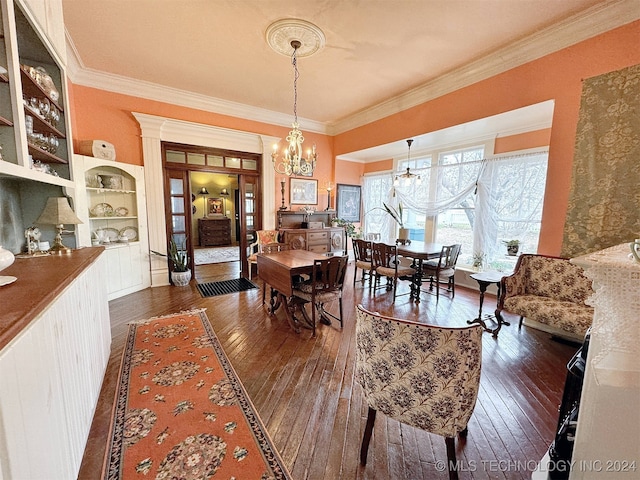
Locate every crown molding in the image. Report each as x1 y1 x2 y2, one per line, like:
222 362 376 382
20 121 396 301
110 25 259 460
328 0 639 135
64 32 327 135
65 0 638 138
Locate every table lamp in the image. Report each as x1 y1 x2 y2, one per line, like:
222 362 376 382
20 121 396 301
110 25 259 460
198 187 209 218
220 188 229 215
36 197 83 254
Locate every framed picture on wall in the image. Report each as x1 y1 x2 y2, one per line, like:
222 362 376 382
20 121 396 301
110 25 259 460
208 197 223 215
290 178 318 205
336 184 361 222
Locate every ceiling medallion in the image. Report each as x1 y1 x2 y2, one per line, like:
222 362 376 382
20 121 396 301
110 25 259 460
266 19 326 58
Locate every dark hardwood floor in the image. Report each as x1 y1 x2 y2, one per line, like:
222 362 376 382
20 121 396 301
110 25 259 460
79 260 578 479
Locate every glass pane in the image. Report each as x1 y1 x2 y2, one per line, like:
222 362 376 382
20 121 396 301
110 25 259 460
166 151 186 163
246 183 254 195
187 153 205 165
171 197 185 213
172 233 187 248
169 179 184 195
246 215 254 229
172 215 185 232
245 199 254 214
207 155 224 167
226 157 241 169
243 159 257 170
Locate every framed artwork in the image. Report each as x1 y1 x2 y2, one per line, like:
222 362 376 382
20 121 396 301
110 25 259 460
290 178 318 205
336 184 361 222
207 197 223 215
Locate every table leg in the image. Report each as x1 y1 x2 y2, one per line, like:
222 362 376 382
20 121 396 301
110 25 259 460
468 280 489 331
277 293 301 334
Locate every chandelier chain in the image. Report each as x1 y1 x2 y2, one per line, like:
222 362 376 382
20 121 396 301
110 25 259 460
291 44 299 123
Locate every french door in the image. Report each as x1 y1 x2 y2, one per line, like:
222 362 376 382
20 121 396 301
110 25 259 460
162 143 262 279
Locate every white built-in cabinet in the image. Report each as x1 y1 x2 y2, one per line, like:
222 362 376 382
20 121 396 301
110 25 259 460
73 155 151 300
0 252 110 480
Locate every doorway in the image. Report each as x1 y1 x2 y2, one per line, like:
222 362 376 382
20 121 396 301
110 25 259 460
190 171 239 282
162 142 263 283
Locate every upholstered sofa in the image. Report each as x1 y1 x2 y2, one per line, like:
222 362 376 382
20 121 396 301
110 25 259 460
496 254 594 338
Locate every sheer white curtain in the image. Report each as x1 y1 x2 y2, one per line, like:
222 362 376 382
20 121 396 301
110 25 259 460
362 173 395 242
363 151 548 264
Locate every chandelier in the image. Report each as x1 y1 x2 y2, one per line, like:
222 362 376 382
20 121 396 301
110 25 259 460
271 40 317 177
394 139 422 187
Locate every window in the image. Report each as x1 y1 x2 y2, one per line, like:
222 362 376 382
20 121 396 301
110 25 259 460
363 148 548 270
433 146 485 264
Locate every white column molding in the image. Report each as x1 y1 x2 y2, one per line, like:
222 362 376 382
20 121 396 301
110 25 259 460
133 113 277 284
260 134 280 230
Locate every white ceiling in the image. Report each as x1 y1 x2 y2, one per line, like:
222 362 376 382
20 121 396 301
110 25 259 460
61 0 636 159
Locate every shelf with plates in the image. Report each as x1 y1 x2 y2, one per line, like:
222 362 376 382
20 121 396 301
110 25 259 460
73 154 150 300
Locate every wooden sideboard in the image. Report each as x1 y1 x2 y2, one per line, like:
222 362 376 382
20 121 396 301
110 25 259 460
199 217 232 246
281 227 345 254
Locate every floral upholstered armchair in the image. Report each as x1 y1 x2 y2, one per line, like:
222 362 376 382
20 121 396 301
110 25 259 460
496 254 594 338
355 305 483 479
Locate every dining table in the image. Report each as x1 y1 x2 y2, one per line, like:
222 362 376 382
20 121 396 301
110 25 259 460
256 249 331 333
396 241 443 303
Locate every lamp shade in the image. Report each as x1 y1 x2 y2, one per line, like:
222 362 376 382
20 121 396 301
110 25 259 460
36 197 83 225
199 187 209 195
220 188 230 196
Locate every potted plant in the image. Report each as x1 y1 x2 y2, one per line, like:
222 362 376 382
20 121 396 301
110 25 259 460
334 218 362 238
382 202 410 241
502 239 521 256
152 238 191 286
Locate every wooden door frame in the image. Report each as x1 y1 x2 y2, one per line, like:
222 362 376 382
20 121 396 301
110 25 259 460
161 142 263 279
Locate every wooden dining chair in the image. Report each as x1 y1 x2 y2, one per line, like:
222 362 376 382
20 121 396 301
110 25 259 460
422 244 462 300
292 255 348 336
352 238 373 287
370 242 416 301
247 230 280 278
355 305 483 480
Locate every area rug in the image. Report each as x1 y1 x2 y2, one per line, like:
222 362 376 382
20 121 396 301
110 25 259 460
196 278 257 298
194 246 240 265
103 309 290 480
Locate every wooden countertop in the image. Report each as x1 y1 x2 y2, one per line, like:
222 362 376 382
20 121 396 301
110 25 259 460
0 247 104 351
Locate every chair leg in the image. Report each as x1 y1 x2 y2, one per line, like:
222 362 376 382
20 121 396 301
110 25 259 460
450 276 456 298
392 277 398 301
519 316 524 328
435 276 440 300
445 436 458 480
262 282 266 305
353 265 357 286
338 297 343 329
360 407 377 465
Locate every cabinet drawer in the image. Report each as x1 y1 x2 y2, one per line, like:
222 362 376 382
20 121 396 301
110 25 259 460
308 244 328 253
307 231 328 244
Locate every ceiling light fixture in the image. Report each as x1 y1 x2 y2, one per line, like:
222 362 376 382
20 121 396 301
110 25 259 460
394 139 422 187
271 39 316 177
267 19 325 178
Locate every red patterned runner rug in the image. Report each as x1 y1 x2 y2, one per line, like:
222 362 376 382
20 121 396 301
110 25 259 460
103 309 291 480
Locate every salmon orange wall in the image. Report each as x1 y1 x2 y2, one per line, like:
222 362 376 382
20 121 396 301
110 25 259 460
334 21 640 256
494 129 551 154
66 86 334 210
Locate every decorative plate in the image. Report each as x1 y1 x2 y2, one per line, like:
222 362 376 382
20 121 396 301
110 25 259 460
114 206 129 217
96 227 120 242
119 226 138 241
90 203 114 217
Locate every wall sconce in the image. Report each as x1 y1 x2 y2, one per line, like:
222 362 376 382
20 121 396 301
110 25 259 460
35 197 83 254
